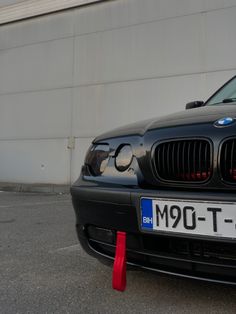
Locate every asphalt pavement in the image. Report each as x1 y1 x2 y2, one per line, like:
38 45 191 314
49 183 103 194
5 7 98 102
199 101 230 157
0 191 235 314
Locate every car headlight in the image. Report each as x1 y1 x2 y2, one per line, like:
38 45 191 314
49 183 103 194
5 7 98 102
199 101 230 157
115 145 133 172
85 144 110 176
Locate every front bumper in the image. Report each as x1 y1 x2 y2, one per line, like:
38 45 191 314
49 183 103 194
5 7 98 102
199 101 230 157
71 182 236 285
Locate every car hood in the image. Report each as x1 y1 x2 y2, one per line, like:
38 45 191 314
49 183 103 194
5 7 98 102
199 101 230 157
94 104 236 142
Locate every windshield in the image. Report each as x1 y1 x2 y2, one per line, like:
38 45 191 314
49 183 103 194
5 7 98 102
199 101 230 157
206 76 236 106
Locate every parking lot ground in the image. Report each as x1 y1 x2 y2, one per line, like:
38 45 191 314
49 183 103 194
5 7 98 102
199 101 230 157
0 191 235 314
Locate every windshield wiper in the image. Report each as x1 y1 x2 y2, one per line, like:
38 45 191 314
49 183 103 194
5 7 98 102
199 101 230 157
222 98 236 103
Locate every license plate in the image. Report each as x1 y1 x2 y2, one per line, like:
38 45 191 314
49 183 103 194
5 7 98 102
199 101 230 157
140 198 236 239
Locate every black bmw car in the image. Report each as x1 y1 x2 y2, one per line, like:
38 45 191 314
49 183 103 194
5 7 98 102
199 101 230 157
71 76 236 285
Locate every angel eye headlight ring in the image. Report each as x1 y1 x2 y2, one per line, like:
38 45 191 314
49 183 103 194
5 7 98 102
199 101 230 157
115 145 133 172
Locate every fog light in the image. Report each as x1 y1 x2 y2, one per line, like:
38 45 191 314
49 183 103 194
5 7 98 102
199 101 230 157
115 145 133 172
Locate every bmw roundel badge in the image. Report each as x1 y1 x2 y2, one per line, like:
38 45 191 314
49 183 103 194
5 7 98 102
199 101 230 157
214 117 235 127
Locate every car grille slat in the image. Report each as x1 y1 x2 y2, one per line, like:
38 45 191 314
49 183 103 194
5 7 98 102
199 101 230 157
154 139 212 183
220 138 236 182
166 143 171 177
198 141 202 179
193 141 197 177
182 141 186 180
205 141 209 177
171 142 175 177
177 142 181 178
231 140 234 178
223 142 228 176
162 143 166 177
187 142 191 180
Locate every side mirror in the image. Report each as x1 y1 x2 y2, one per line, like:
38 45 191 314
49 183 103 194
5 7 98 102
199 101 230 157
185 101 204 110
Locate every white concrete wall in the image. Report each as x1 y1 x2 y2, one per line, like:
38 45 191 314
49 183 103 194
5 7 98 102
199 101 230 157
0 0 25 7
0 0 236 185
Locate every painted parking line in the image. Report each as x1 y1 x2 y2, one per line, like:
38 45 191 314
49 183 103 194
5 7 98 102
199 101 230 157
50 244 80 253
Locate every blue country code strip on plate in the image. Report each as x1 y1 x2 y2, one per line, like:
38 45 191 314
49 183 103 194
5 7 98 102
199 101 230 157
141 198 153 229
